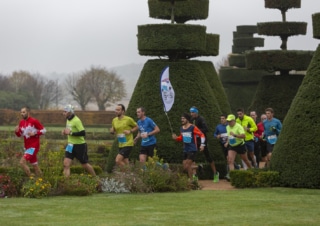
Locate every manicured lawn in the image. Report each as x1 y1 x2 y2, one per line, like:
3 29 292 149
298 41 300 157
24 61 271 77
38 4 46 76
1 188 320 225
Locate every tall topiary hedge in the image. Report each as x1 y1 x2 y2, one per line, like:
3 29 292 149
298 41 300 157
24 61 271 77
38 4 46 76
270 12 320 188
247 0 313 118
107 0 230 173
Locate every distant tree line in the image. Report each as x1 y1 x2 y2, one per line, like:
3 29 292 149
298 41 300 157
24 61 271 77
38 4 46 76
0 66 126 111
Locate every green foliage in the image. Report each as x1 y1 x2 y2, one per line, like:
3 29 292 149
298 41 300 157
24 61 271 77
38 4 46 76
257 22 307 37
220 67 268 113
312 13 320 39
148 0 209 23
57 174 99 196
0 91 38 111
21 177 51 198
230 169 280 188
126 59 228 166
111 153 190 193
265 0 301 10
70 165 103 175
248 74 304 121
246 50 314 72
106 138 118 173
271 44 320 188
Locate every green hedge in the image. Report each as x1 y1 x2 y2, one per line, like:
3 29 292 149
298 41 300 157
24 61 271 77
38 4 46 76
265 0 301 10
312 13 320 39
246 50 314 72
219 67 270 113
270 44 320 188
148 0 209 23
248 74 304 121
107 59 230 172
230 169 280 188
257 22 307 37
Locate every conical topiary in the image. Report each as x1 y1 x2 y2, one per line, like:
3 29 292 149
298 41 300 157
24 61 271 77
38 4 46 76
107 0 231 175
270 12 320 188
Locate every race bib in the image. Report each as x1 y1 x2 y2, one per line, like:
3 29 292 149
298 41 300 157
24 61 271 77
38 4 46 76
182 132 192 143
25 148 35 155
229 136 236 145
267 135 277 145
141 132 150 143
117 134 127 143
221 133 228 142
65 144 74 153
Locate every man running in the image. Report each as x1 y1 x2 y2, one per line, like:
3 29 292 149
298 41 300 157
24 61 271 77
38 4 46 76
172 113 205 180
15 106 46 177
110 104 138 168
134 107 160 163
190 106 219 182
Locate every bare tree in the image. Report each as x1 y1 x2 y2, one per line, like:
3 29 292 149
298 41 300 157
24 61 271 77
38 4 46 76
0 74 10 91
39 79 63 109
83 66 126 110
65 73 92 110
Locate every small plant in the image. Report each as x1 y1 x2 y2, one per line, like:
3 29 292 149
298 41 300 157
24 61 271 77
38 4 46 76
112 151 190 193
21 177 51 198
100 178 130 193
0 174 18 197
58 174 99 196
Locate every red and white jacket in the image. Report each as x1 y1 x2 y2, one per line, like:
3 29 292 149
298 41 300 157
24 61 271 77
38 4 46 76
15 117 46 150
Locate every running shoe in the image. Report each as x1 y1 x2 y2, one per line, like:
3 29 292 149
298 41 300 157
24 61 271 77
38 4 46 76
213 172 219 183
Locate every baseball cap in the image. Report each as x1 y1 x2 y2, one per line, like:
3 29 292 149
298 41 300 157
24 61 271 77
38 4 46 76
226 114 235 121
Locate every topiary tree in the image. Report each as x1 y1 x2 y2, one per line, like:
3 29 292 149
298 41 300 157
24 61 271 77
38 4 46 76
107 0 231 175
246 0 314 121
270 12 320 188
219 25 272 113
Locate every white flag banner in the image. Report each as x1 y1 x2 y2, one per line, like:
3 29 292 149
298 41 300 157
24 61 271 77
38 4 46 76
160 66 175 112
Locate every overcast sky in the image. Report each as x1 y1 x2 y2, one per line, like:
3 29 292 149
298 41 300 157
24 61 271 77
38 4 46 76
0 0 318 75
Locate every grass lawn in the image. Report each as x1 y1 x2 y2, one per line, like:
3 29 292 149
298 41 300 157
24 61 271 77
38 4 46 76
1 188 320 226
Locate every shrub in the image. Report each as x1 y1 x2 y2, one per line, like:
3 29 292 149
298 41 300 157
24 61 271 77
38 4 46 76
57 174 99 196
111 153 190 193
230 169 280 188
100 178 130 193
21 177 51 198
0 174 18 197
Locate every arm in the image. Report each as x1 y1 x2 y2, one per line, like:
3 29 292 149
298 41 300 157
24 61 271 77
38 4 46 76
193 126 205 145
172 133 182 142
34 119 46 136
69 130 86 136
15 125 21 137
246 118 257 133
147 125 160 136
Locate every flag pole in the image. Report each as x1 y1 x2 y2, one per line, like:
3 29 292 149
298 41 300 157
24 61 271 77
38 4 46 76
164 108 173 134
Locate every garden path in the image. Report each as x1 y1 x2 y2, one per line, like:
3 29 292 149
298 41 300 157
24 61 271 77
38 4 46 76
199 179 236 190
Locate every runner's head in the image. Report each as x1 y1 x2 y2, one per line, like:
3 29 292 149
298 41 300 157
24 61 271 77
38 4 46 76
115 104 126 117
181 113 191 125
136 107 146 119
226 114 236 126
63 104 74 118
189 106 198 118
